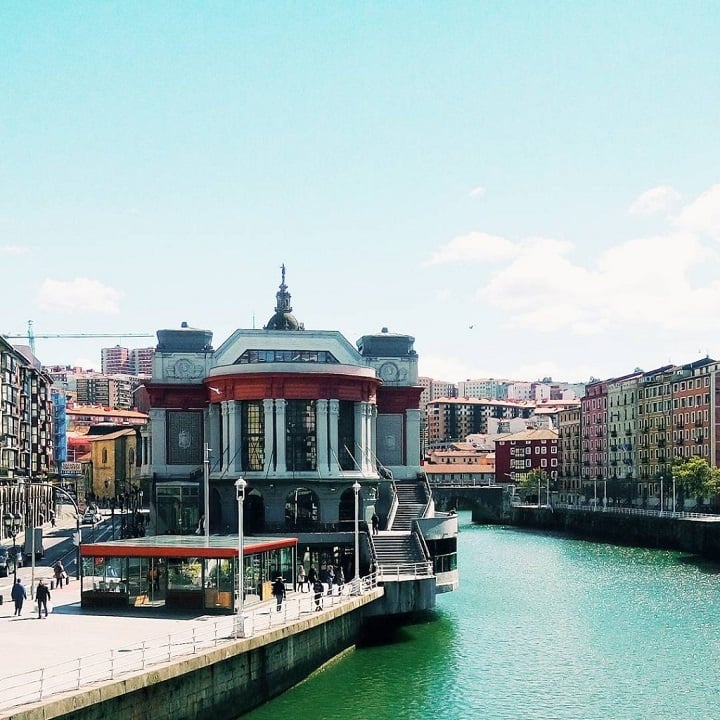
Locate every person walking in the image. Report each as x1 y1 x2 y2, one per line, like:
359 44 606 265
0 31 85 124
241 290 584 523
11 578 27 616
53 560 66 589
307 563 318 588
272 576 286 612
326 564 335 596
296 563 306 592
36 579 51 619
313 580 324 611
371 512 380 535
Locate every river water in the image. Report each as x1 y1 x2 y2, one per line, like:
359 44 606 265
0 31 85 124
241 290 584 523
242 512 720 720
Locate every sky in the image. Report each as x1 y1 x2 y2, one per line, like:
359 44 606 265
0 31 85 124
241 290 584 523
2 1 720 384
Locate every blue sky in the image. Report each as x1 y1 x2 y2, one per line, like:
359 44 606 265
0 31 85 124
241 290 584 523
2 2 720 383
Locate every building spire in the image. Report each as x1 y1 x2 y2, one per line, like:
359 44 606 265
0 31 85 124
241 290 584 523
264 265 304 331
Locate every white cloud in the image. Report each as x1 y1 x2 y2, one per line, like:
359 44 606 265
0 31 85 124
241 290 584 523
469 186 486 198
426 184 720 359
423 232 517 266
0 245 30 256
35 278 122 314
628 185 681 216
673 183 720 238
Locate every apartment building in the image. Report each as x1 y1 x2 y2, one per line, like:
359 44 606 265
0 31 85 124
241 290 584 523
101 345 130 375
494 428 559 486
557 406 581 503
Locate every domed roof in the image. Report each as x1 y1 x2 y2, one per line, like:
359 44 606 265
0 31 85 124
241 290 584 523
264 265 305 332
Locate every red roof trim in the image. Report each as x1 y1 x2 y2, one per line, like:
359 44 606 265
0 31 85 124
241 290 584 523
81 537 296 559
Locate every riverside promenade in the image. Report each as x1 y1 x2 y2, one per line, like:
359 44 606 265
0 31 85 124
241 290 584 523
0 515 382 720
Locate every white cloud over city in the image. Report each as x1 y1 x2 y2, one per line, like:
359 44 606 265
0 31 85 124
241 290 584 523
35 278 123 314
422 184 720 381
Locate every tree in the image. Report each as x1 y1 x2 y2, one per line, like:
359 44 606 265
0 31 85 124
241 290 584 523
520 469 549 504
672 456 720 507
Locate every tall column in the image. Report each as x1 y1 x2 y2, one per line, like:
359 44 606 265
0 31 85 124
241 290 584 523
405 408 422 467
370 404 378 472
358 402 368 472
229 401 242 473
316 399 330 477
208 403 220 473
221 401 232 472
353 402 363 471
329 400 341 474
263 399 275 473
275 399 287 473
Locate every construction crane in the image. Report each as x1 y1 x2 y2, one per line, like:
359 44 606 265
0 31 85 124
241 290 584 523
3 321 154 354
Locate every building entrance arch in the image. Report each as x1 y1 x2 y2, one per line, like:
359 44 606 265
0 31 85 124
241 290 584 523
245 489 265 534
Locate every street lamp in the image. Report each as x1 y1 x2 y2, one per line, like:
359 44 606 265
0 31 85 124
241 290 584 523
660 475 664 516
3 513 22 583
203 443 211 540
672 474 676 514
235 477 246 638
353 480 361 593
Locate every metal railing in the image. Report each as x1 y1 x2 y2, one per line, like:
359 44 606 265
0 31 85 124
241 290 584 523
0 577 379 713
530 503 720 521
376 561 433 580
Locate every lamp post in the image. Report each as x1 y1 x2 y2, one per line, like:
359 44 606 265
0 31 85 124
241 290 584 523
235 477 246 638
660 475 664 516
3 513 22 584
203 443 211 540
353 480 361 593
593 478 597 511
672 474 676 514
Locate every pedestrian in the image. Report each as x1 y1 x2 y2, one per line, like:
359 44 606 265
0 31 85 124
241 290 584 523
296 563 306 592
36 579 51 619
11 578 27 616
50 510 56 528
54 560 66 589
313 580 324 611
335 565 345 590
307 562 318 589
272 576 286 612
326 564 335 595
371 512 380 535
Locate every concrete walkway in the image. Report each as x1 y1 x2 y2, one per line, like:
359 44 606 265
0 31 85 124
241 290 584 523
0 513 377 716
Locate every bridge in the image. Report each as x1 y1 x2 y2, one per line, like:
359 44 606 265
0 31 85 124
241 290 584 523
428 481 510 523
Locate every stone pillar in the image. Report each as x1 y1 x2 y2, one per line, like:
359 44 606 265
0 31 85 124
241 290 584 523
221 401 232 472
275 399 287 472
316 399 330 477
229 401 242 473
354 402 363 471
207 403 220 473
263 399 275 473
329 400 341 474
370 404 378 471
405 408 422 467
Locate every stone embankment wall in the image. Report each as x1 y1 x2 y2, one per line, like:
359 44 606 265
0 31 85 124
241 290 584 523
12 590 383 720
510 508 720 562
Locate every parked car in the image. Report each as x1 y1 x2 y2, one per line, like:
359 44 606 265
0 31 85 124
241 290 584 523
7 545 23 569
82 509 102 525
0 547 15 577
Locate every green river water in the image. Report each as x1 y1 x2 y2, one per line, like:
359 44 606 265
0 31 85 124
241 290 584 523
242 512 720 720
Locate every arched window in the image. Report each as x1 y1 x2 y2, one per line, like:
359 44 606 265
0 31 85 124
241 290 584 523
102 448 108 464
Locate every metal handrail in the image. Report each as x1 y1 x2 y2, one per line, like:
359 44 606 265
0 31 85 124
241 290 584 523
376 561 433 580
0 576 380 713
532 503 720 521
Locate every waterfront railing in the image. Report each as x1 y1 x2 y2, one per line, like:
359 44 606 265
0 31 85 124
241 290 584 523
0 577 378 713
520 502 720 521
376 561 434 580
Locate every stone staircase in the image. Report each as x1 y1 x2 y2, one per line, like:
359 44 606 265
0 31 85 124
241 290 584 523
372 533 427 571
391 481 427 531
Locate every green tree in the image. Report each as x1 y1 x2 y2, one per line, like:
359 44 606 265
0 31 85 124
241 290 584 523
672 456 720 506
520 469 549 504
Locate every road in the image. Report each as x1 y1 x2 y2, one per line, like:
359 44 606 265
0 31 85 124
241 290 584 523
0 506 120 600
